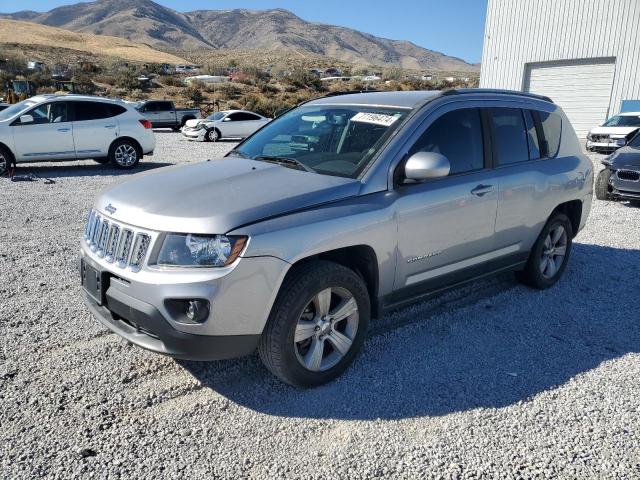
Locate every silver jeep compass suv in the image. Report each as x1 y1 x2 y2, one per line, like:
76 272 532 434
80 89 593 387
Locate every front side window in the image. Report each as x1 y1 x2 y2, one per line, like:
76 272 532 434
489 108 529 166
232 105 408 178
20 102 68 125
603 115 640 127
410 108 485 175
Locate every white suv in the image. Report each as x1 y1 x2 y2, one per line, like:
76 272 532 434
0 95 156 175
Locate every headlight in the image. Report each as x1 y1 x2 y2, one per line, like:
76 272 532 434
157 234 247 267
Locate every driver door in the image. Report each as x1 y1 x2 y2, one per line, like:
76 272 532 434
12 102 75 161
393 106 499 295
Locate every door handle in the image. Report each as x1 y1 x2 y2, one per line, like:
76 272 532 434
104 125 117 129
57 128 70 132
471 184 495 197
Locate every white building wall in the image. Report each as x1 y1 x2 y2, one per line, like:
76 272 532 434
480 0 640 119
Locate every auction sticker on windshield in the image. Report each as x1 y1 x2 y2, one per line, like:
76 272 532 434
351 112 400 127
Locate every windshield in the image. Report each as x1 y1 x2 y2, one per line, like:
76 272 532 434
629 131 640 147
231 105 409 178
603 115 640 127
0 99 38 122
207 112 227 121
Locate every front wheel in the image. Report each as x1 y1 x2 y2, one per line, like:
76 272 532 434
0 145 12 176
595 169 612 201
109 139 140 169
258 261 370 387
205 129 220 142
516 212 573 290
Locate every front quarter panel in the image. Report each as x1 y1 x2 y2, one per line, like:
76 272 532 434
228 191 399 298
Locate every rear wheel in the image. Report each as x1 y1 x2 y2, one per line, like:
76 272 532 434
109 139 140 169
259 261 370 387
516 212 573 290
595 169 612 201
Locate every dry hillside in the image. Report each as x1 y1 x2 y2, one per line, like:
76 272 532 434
0 19 187 65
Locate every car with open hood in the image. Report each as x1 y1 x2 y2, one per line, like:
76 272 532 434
80 89 592 387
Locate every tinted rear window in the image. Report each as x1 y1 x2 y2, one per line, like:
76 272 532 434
489 108 529 166
538 111 562 157
73 102 126 121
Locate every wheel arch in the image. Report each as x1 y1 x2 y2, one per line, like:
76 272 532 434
281 245 380 318
0 141 16 161
550 199 582 238
110 136 143 157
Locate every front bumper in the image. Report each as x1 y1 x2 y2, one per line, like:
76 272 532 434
181 128 206 141
586 140 625 152
83 288 259 360
609 169 640 200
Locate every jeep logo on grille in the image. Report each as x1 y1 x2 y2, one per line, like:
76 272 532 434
105 204 117 215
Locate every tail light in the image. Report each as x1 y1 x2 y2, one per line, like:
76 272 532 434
139 119 152 129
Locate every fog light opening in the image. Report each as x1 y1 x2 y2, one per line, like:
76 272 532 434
185 299 209 323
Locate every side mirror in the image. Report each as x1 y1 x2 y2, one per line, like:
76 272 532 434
223 117 232 122
19 114 34 124
404 151 450 181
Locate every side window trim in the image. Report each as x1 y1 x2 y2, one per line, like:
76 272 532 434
531 110 549 158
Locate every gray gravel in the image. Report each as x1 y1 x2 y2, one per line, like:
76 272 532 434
1 131 639 479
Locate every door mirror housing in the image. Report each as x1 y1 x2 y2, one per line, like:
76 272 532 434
404 151 450 181
223 117 232 122
19 114 34 124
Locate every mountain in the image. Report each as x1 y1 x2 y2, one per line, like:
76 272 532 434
0 19 188 65
1 0 478 72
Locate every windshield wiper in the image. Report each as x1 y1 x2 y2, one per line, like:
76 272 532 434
253 155 316 173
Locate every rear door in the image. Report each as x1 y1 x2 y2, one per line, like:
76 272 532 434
393 105 499 295
221 112 259 137
12 101 75 161
489 107 563 254
71 101 120 158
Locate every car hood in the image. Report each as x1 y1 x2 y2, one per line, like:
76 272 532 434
185 118 216 128
589 126 640 137
95 158 361 233
606 145 640 169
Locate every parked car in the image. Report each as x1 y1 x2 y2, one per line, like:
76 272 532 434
135 100 201 131
181 110 271 142
595 130 640 204
80 90 592 387
0 95 155 175
586 112 640 153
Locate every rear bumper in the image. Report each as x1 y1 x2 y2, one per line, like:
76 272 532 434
83 288 260 361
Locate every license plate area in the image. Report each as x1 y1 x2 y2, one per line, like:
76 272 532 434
81 260 109 305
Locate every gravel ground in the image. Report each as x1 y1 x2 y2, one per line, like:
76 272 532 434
1 131 639 479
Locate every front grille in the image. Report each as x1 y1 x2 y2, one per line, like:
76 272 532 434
590 134 610 143
617 169 640 182
84 209 152 272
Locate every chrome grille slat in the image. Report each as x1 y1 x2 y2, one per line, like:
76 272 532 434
129 234 151 272
105 224 121 263
115 229 134 268
83 209 152 272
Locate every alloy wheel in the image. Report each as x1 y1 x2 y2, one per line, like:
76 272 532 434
539 224 568 279
114 144 138 167
294 287 359 372
0 152 7 175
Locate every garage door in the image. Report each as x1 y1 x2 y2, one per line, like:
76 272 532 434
525 60 616 137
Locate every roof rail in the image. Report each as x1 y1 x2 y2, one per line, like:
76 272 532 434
322 90 381 98
442 88 554 104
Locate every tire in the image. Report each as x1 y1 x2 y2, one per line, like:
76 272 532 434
595 169 612 201
258 260 371 387
108 139 140 169
205 128 220 142
0 145 12 176
171 126 181 132
93 157 110 165
516 212 573 290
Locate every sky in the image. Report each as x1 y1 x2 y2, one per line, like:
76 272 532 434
0 0 488 63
